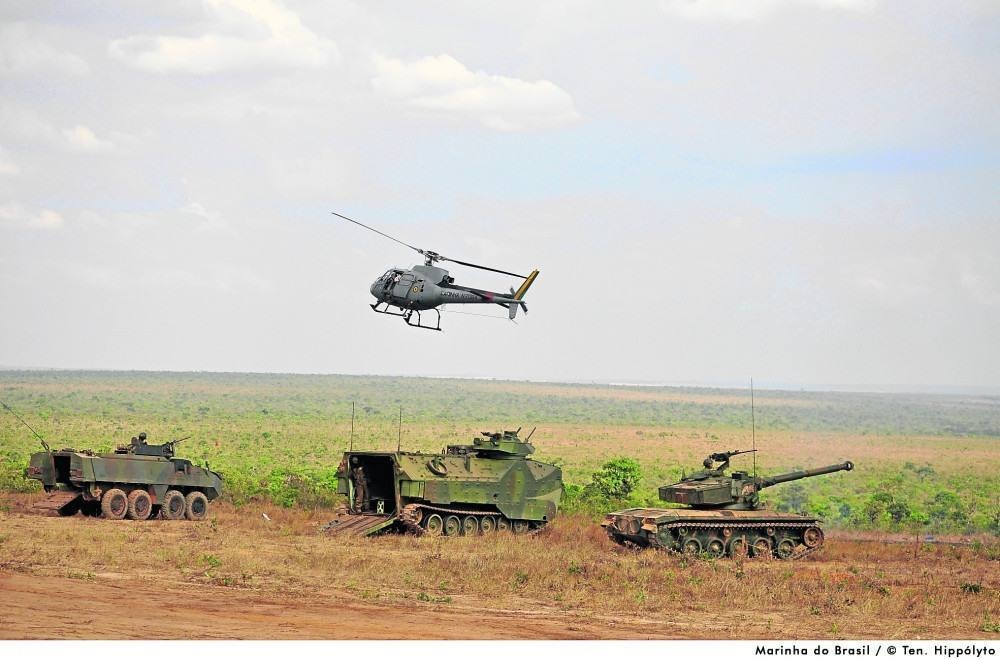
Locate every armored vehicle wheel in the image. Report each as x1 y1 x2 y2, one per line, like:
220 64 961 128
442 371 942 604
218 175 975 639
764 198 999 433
81 500 102 517
424 514 444 535
728 537 749 559
160 489 186 520
461 516 479 535
185 491 209 521
101 488 128 520
479 516 497 533
127 490 152 520
682 537 702 554
775 538 796 560
444 515 461 536
802 526 823 548
512 520 530 534
705 538 725 558
497 517 510 532
751 537 773 558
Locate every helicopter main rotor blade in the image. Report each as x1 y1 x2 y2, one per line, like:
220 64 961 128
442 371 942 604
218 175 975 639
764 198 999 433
440 257 527 279
332 211 425 255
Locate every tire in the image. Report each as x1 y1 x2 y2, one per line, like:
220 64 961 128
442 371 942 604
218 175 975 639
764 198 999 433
101 488 128 520
424 514 444 535
160 489 186 520
127 490 152 520
512 520 530 534
185 491 209 521
479 516 497 533
444 515 461 536
497 517 511 532
461 516 479 536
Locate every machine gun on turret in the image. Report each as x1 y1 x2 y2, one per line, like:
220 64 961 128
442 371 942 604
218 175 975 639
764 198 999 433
119 433 192 458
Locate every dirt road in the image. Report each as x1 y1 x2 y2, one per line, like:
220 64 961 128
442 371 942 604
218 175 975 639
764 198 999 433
0 572 719 639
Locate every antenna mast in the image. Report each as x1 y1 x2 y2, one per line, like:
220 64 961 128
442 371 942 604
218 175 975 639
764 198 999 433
750 378 756 479
1 400 50 452
349 401 355 452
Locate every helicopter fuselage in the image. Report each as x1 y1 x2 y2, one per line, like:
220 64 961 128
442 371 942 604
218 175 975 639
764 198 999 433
370 265 515 312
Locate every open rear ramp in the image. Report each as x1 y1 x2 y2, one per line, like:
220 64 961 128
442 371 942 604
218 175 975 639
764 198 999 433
321 513 396 537
33 491 82 514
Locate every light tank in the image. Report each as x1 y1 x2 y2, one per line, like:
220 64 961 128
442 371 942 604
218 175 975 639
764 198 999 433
25 432 223 521
602 450 854 559
323 428 562 537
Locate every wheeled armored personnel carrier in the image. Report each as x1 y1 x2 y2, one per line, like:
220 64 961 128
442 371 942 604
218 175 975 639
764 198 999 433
324 428 562 537
602 450 853 559
25 432 223 520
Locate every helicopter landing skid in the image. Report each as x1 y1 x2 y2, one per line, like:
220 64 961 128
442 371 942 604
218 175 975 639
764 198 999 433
370 302 442 331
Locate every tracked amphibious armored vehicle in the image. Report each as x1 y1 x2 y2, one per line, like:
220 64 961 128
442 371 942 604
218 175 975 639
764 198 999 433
602 450 853 559
25 432 223 520
324 428 562 537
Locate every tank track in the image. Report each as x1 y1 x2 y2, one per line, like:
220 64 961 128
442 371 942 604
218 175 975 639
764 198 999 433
399 503 546 537
631 520 825 560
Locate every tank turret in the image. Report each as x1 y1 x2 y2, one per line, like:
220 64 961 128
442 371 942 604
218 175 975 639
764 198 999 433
603 449 856 560
659 450 854 510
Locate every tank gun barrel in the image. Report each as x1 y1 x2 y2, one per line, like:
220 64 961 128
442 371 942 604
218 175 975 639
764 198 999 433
760 461 854 488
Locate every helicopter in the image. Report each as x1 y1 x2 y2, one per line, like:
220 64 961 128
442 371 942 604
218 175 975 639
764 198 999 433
334 211 539 331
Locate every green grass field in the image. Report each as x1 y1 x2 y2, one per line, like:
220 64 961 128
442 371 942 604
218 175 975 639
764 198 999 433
1 370 997 534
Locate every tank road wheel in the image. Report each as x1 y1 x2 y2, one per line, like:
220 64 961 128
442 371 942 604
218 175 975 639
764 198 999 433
444 515 461 536
461 516 480 536
160 489 186 520
682 537 702 555
423 514 444 536
512 520 530 535
100 488 128 520
497 517 511 532
184 491 209 521
751 537 773 558
775 538 797 560
479 516 497 533
127 490 152 520
706 538 726 558
802 526 824 548
728 537 750 559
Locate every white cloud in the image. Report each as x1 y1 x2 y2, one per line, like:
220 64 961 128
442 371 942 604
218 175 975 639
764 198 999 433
371 53 579 131
0 23 89 75
659 0 876 22
0 107 116 153
0 203 64 230
62 125 114 153
108 0 338 74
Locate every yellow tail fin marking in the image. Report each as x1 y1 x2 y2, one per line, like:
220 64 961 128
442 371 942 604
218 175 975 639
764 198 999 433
514 270 539 300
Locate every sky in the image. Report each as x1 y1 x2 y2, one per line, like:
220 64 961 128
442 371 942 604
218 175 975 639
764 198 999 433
0 1 998 392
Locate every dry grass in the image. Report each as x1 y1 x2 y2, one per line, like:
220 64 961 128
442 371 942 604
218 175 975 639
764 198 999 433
1 493 997 639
